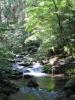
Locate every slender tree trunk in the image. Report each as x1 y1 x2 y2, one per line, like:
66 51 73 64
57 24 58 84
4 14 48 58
52 0 73 58
66 0 74 58
52 0 63 34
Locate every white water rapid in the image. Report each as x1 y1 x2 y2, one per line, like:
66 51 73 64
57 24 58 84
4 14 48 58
12 55 48 77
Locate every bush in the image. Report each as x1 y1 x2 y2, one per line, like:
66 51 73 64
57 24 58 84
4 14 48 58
43 65 52 73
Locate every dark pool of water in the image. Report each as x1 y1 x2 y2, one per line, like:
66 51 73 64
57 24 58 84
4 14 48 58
10 76 68 100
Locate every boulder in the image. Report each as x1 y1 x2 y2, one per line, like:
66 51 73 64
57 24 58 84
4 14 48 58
0 79 19 95
24 75 33 78
0 93 9 100
19 62 31 67
70 95 75 100
7 71 22 79
64 78 75 97
8 74 22 79
16 55 24 58
8 59 16 63
27 79 39 88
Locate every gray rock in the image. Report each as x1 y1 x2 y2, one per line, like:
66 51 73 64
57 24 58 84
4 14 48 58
27 79 39 88
64 78 75 97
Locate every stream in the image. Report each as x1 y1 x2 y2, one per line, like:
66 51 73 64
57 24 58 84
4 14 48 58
10 54 68 100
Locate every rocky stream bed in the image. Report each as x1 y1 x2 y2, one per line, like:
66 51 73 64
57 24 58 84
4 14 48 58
1 54 75 100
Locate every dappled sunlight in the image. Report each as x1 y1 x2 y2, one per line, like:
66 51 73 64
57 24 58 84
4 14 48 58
0 0 75 100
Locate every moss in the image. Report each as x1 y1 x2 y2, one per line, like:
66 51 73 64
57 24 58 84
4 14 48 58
43 65 52 73
0 58 10 69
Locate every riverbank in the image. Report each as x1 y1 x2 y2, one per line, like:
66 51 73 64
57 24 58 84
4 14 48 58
1 53 75 100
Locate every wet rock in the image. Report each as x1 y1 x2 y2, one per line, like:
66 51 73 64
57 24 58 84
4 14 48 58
0 93 9 100
24 75 33 78
0 69 19 99
49 56 59 65
16 55 24 58
0 79 19 96
8 74 22 79
6 70 22 79
2 86 19 95
64 78 75 97
41 59 48 65
18 62 31 67
70 95 75 100
15 58 23 62
11 71 22 75
27 79 39 88
8 59 16 63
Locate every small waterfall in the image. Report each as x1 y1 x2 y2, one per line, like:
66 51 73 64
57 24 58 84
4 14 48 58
29 61 43 73
11 55 48 77
11 54 67 100
22 62 47 77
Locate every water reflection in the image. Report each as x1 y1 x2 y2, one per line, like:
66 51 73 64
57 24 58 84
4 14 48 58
10 55 67 100
20 87 62 100
11 76 67 100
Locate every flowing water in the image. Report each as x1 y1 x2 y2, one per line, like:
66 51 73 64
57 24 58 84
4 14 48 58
10 54 68 100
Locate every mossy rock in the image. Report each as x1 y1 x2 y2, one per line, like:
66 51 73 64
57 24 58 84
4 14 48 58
27 79 39 88
0 93 9 100
64 78 75 97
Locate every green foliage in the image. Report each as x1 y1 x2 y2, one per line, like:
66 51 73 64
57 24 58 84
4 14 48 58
43 65 52 73
25 35 41 53
0 0 28 69
0 58 10 69
0 0 75 71
0 0 28 55
25 0 75 57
